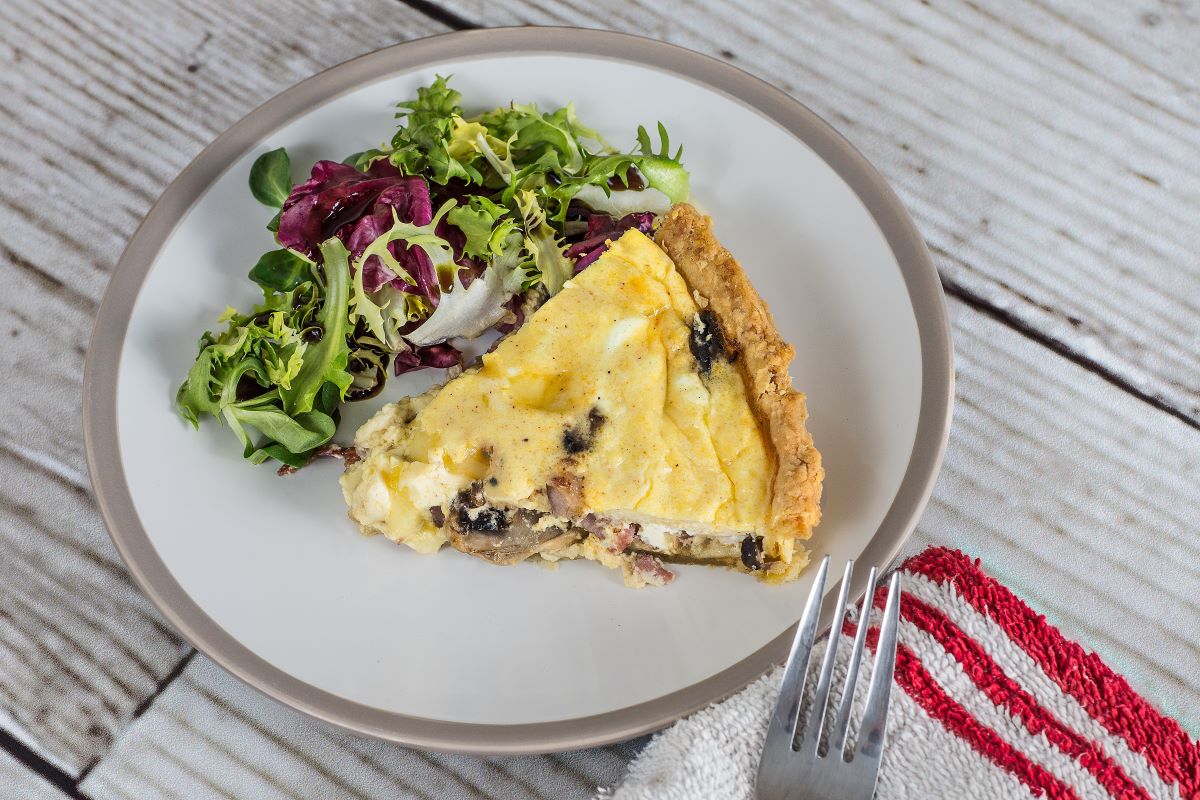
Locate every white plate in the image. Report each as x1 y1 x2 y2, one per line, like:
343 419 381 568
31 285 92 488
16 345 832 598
84 29 952 752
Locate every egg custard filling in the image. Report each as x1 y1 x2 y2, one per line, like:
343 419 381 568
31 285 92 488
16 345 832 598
341 205 823 586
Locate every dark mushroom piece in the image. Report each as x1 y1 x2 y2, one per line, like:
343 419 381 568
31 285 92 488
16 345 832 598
740 535 765 571
445 486 580 565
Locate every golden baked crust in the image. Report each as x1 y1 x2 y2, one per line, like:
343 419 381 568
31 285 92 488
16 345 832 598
655 204 824 540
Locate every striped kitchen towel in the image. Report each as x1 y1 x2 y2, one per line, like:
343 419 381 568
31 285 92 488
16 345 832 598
601 547 1200 800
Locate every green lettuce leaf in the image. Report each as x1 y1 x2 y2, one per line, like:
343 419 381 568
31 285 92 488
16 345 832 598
230 406 336 455
249 249 313 292
514 190 573 295
278 239 353 415
634 123 689 203
446 195 512 258
477 102 601 174
248 148 293 207
385 75 486 184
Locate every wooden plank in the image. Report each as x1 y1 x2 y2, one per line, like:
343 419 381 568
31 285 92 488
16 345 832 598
80 656 639 800
0 747 70 800
0 0 449 777
81 294 1200 792
0 445 189 777
427 0 1200 427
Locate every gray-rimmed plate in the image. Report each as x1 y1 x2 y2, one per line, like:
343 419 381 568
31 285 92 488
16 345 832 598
84 28 952 753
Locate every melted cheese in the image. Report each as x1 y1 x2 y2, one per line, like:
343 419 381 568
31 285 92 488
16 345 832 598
342 230 775 551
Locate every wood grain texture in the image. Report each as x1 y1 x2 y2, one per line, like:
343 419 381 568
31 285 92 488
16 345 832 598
80 656 639 800
0 445 189 777
429 0 1200 426
0 747 68 800
0 0 448 776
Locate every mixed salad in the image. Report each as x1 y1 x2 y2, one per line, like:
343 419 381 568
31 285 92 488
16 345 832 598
177 77 689 471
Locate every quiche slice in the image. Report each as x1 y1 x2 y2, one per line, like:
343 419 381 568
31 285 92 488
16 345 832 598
340 205 823 586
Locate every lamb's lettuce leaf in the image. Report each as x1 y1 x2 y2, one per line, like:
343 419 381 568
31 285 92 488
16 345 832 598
248 148 292 207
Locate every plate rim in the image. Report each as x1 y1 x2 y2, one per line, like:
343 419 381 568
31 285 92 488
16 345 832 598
83 26 953 754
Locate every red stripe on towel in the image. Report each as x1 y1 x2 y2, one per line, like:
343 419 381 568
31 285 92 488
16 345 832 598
903 547 1200 798
848 620 1082 800
893 591 1150 800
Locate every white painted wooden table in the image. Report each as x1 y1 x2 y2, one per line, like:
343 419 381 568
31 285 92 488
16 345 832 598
3 1 1198 797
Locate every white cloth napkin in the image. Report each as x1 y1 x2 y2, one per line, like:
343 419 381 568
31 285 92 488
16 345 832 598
599 547 1200 800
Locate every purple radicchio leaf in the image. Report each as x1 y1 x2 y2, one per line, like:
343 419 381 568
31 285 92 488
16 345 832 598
492 293 525 335
565 211 656 272
393 341 463 376
278 160 437 297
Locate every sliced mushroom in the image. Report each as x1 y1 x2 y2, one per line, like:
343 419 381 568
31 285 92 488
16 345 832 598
446 499 580 566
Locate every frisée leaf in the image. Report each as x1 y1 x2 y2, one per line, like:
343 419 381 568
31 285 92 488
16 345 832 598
514 190 573 295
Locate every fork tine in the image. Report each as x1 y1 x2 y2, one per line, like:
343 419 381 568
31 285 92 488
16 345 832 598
766 555 830 749
829 565 877 757
855 572 902 762
798 560 854 752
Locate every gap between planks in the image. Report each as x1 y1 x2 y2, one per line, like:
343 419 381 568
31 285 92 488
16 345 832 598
394 0 481 30
940 275 1200 434
0 585 198 798
0 726 89 800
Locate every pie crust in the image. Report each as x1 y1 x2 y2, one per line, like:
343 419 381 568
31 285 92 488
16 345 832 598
655 204 824 541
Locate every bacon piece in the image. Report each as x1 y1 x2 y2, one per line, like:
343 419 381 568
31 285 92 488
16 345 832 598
632 555 675 587
608 524 637 554
579 515 637 553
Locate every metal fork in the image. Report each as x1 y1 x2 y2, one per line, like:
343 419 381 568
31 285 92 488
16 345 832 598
755 556 903 800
